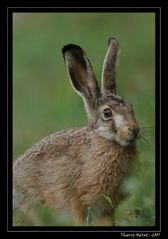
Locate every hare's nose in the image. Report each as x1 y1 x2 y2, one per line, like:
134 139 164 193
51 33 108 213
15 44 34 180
128 127 140 138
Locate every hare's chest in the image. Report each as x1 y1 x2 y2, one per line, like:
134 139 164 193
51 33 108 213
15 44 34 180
91 151 130 195
77 146 132 205
98 160 125 192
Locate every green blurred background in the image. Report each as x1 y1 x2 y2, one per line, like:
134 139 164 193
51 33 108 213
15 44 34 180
13 13 155 226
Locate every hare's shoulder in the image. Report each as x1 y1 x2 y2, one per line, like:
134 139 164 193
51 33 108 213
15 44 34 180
40 126 90 148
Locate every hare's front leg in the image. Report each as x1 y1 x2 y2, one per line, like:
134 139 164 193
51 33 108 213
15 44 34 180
93 208 115 226
102 208 115 226
70 200 86 225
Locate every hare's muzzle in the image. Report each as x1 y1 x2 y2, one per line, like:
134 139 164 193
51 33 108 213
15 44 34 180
128 127 140 138
127 126 141 143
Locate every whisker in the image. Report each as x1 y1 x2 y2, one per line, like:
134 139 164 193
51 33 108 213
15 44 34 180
141 135 150 145
142 132 153 138
142 129 154 133
138 138 144 147
138 128 151 143
140 126 155 140
141 126 155 129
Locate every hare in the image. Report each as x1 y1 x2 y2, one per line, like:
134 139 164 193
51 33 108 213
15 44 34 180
13 37 140 226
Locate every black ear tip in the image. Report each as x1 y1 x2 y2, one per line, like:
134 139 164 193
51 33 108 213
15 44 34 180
108 37 119 47
62 44 83 55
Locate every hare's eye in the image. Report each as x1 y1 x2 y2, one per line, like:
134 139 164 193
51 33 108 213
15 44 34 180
103 108 112 119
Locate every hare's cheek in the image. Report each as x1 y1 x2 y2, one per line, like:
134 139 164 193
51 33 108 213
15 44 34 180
116 128 129 141
94 126 115 140
94 122 116 140
113 114 126 129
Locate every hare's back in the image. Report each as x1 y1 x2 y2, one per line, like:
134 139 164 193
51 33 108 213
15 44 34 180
14 127 90 170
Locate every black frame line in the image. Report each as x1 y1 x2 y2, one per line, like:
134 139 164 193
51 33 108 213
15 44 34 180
7 6 161 234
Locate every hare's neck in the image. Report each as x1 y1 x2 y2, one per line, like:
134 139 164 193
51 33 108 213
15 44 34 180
90 134 138 194
93 138 137 167
91 130 137 161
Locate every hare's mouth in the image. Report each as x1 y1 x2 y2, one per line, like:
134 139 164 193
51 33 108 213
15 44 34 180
115 138 136 147
116 127 141 147
127 138 136 143
113 134 139 147
114 133 139 147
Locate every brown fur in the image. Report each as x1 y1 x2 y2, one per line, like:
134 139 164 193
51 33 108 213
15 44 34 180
13 127 137 225
13 38 139 225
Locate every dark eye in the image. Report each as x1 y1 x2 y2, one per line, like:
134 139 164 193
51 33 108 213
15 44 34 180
103 108 112 119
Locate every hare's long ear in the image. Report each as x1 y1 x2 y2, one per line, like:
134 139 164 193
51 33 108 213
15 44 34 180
62 44 100 118
101 37 119 95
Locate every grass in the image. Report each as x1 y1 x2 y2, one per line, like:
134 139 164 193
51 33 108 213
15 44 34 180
13 12 155 226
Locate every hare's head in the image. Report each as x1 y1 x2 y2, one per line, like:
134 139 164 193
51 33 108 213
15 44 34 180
62 37 140 147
